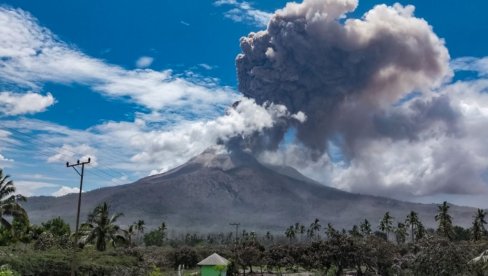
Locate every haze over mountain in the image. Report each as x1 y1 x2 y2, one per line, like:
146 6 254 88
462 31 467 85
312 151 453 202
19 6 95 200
24 147 476 232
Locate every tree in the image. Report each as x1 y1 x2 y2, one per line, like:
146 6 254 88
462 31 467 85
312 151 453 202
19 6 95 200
265 245 295 273
405 211 420 243
360 219 372 236
41 217 71 237
323 225 358 276
265 231 273 243
144 222 167 246
412 237 471 275
294 223 305 241
394 222 408 244
167 247 199 269
285 225 296 243
415 220 426 240
379 212 394 241
435 201 454 240
135 219 145 234
127 224 136 247
472 209 487 241
237 239 265 274
0 169 27 229
349 225 361 237
79 202 126 251
308 218 321 241
325 223 339 239
11 215 31 244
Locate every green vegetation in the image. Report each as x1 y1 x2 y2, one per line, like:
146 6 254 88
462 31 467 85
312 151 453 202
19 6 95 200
1 167 488 275
79 202 127 251
0 169 27 230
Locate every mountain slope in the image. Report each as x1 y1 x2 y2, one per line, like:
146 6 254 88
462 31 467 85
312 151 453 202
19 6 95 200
24 148 476 231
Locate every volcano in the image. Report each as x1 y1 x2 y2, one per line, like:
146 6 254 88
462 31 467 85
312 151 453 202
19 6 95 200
25 148 476 232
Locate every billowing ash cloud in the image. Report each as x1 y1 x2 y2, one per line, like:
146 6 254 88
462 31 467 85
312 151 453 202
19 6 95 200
236 0 452 157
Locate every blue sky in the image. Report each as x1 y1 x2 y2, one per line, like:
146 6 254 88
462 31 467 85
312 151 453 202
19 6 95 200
1 0 488 208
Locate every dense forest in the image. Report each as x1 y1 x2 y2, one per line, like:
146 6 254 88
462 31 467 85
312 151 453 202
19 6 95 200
0 168 487 275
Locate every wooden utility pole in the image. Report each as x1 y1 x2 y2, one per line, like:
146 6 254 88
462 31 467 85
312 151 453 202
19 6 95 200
229 222 240 244
230 222 240 274
67 158 91 276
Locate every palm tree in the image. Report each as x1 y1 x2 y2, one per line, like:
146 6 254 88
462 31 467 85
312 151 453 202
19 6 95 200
405 211 420 243
360 219 372 236
299 224 306 241
265 231 273 242
349 224 361 237
415 221 426 240
79 202 126 251
472 209 487 241
249 231 257 242
285 225 296 243
435 201 453 240
0 169 27 229
395 222 408 244
379 212 394 241
292 223 304 241
325 223 338 238
133 219 145 244
127 224 136 247
309 218 321 241
135 219 145 234
294 222 300 232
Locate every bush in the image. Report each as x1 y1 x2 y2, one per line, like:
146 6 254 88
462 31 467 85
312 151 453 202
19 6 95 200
0 247 144 276
41 217 71 237
166 247 198 269
144 230 165 247
34 233 71 251
0 265 19 276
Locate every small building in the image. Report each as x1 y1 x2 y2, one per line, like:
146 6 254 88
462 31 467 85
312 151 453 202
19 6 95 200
197 253 230 276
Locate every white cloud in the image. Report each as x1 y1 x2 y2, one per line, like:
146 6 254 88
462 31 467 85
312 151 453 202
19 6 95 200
135 56 154 68
0 129 10 138
96 98 298 173
15 180 57 197
0 7 236 111
214 0 272 27
109 175 129 186
0 97 299 178
0 153 13 162
198 63 213 70
451 56 488 77
47 144 97 166
0 131 14 165
180 20 190 26
52 186 81 197
0 91 54 115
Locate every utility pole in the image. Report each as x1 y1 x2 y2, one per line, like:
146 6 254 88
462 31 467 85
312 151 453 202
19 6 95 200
67 158 90 276
229 222 240 244
229 222 240 274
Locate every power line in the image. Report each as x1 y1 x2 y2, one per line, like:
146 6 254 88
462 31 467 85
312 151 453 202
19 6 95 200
0 128 129 185
0 137 125 188
0 125 129 179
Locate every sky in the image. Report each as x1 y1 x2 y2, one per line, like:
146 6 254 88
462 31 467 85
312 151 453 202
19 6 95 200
0 0 488 208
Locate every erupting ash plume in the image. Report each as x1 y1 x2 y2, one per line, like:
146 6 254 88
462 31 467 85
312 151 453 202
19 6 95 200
236 0 452 158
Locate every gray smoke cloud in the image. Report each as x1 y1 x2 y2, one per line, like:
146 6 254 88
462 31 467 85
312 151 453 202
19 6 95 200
236 0 452 158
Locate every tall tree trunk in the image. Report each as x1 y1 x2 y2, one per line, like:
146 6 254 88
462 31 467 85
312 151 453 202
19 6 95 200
411 225 414 243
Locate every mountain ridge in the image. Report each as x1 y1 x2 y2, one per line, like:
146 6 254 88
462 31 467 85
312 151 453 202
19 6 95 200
24 148 477 232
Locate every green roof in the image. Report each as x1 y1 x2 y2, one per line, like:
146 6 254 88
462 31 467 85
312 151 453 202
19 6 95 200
197 253 229 266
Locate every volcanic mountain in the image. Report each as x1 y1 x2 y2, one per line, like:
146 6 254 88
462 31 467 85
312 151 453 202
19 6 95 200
25 148 475 232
